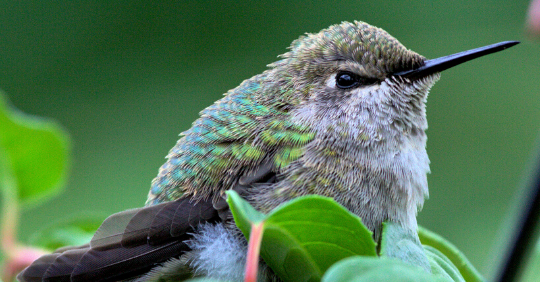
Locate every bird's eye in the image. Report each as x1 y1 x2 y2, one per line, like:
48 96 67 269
335 71 376 89
335 71 360 89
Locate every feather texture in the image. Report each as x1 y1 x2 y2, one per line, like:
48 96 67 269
18 198 219 282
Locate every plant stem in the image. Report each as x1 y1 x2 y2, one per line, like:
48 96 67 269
0 151 18 257
245 222 264 282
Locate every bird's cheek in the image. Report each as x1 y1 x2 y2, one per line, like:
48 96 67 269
349 84 382 107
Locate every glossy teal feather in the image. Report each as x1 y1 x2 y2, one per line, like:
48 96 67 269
147 73 314 205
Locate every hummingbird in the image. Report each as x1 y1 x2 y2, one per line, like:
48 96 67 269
17 21 518 282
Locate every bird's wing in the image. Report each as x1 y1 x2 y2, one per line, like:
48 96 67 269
147 74 314 205
17 161 278 282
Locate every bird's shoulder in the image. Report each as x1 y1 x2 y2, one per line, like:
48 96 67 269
147 73 315 205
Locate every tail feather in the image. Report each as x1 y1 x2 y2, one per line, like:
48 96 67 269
17 253 61 282
17 197 220 282
42 249 88 282
71 240 189 282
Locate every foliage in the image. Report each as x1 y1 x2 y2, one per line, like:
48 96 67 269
418 226 484 281
227 191 376 281
0 92 77 282
227 190 484 282
0 92 70 207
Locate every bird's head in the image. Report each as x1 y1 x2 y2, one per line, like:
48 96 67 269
268 21 517 138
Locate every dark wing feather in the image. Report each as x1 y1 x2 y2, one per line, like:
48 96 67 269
90 207 147 250
238 159 276 186
70 241 188 282
146 201 181 246
42 249 89 282
120 203 168 248
170 198 219 237
17 253 61 282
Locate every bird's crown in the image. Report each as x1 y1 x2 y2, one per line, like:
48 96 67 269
279 21 425 78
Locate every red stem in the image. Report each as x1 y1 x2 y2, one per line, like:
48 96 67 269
244 222 264 282
0 153 18 257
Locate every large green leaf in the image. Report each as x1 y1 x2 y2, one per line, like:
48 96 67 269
227 191 376 282
0 92 70 207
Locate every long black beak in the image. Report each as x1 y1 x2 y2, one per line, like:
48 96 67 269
394 41 520 79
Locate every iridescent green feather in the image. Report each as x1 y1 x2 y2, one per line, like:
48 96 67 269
146 74 314 205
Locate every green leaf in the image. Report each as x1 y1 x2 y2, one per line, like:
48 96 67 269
226 189 266 238
379 222 431 273
321 256 450 282
418 226 484 282
227 191 377 282
28 214 104 251
424 245 465 282
227 193 481 282
0 92 70 207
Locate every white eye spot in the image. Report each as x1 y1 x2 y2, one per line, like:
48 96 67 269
325 73 338 88
325 72 380 95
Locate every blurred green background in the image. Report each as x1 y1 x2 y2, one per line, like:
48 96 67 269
0 0 538 280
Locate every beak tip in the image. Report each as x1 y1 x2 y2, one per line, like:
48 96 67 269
394 40 520 78
501 40 521 48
